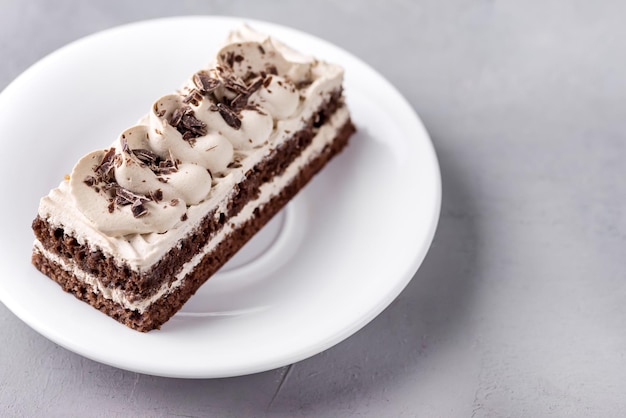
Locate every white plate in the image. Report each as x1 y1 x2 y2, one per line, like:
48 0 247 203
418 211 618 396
0 16 441 378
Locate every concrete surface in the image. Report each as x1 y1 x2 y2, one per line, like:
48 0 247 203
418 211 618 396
2 1 626 416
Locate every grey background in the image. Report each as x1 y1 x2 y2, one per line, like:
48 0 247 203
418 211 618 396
2 0 626 416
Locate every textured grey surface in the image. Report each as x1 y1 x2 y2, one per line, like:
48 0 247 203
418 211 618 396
2 0 626 416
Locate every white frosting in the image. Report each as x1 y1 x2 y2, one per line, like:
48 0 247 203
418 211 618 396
249 76 299 119
38 25 345 271
221 25 315 84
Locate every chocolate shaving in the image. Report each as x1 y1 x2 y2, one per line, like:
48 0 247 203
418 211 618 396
193 72 221 93
132 148 159 165
94 147 117 181
157 158 178 174
111 186 152 218
231 76 264 110
217 103 241 129
115 187 147 206
121 137 130 153
149 189 163 202
169 105 207 142
230 94 247 110
222 76 248 95
101 182 116 193
122 145 178 177
170 107 185 127
181 113 206 135
131 200 148 218
224 51 235 68
83 176 96 187
182 89 203 106
181 131 197 141
153 102 166 117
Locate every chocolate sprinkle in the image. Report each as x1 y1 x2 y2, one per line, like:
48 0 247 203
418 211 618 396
115 187 147 207
193 72 221 94
230 76 264 110
170 107 185 127
132 148 159 165
83 176 96 187
123 145 178 176
149 189 163 202
217 103 241 130
121 137 130 153
169 105 207 142
157 159 178 175
182 89 203 106
131 200 148 218
224 51 235 68
94 148 117 181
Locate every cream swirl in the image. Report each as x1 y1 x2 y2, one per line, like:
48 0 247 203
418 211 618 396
68 25 313 237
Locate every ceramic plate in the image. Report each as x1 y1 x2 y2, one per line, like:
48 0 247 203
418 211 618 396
0 16 440 378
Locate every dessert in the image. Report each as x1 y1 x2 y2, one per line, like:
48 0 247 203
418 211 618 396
31 25 356 331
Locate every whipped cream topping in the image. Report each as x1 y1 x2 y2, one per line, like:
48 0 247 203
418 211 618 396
39 25 345 270
68 25 319 237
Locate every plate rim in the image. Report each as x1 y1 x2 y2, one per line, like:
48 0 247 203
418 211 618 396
0 15 441 378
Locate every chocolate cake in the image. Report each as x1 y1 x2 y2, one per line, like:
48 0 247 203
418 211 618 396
31 25 356 332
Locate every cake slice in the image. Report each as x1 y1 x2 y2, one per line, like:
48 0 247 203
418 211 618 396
31 25 356 332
